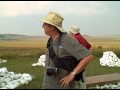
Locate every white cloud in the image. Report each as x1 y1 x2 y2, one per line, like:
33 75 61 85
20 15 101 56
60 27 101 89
0 1 51 16
0 1 110 17
60 1 110 16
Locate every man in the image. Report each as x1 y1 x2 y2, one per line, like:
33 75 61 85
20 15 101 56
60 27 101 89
68 25 92 88
68 25 92 52
40 11 93 89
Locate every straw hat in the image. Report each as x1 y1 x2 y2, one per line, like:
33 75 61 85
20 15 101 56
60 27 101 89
68 25 80 34
40 11 65 32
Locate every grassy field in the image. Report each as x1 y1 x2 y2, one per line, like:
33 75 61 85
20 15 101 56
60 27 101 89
0 56 44 89
0 38 120 89
0 39 47 89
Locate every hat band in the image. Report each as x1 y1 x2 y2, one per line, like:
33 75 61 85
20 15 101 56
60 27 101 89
44 17 62 27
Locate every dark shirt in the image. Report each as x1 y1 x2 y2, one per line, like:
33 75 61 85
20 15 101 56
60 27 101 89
42 33 90 89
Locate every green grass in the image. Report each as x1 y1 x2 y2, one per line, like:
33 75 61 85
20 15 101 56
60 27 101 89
0 47 46 89
86 57 120 77
92 47 120 57
0 47 120 89
0 56 44 89
0 47 46 58
86 47 120 76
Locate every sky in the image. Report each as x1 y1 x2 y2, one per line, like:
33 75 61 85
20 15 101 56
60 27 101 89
0 1 120 36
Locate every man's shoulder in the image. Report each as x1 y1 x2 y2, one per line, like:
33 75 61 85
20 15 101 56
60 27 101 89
61 33 77 42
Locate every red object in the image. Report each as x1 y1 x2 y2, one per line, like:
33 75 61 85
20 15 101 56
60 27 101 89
74 33 91 50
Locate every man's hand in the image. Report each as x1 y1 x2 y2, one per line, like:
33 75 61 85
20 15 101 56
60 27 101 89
59 72 75 87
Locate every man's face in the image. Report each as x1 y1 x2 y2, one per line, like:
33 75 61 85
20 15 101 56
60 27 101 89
42 23 51 35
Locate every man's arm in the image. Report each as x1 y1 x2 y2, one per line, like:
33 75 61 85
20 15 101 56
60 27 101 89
59 54 93 87
71 54 93 75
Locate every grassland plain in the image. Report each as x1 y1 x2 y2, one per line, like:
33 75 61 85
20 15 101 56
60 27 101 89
0 38 120 89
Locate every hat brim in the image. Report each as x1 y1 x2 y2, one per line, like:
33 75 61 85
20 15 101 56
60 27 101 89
40 19 65 33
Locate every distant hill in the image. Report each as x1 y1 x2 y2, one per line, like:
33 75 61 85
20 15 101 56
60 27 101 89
0 34 27 40
98 35 120 40
0 34 45 41
83 34 120 42
0 34 120 42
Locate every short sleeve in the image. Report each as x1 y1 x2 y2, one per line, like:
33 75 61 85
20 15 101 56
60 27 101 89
62 36 91 60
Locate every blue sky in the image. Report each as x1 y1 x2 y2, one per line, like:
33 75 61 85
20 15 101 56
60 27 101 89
0 1 120 36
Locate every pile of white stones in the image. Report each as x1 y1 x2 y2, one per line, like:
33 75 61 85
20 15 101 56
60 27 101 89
0 67 32 89
91 51 120 89
90 82 120 89
99 51 120 67
0 58 7 64
32 55 45 67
